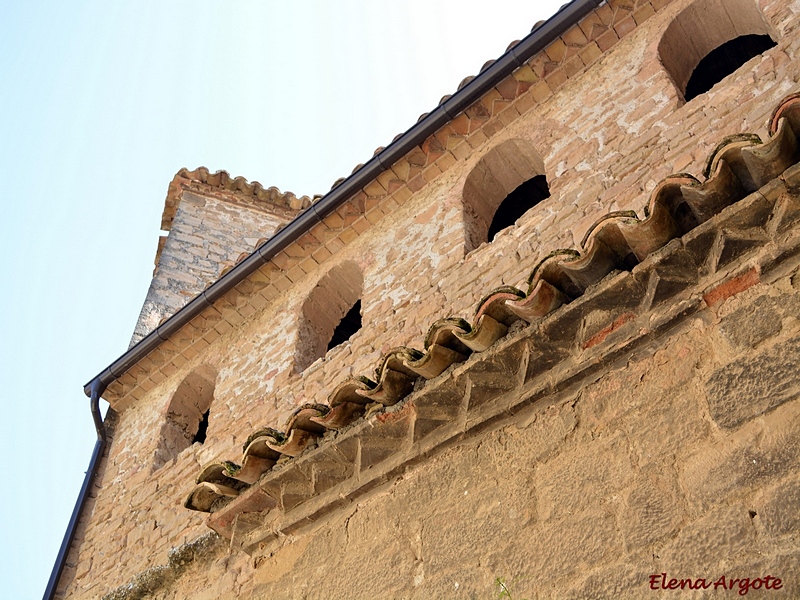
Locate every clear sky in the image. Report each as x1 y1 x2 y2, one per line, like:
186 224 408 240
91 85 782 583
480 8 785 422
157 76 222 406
0 1 567 597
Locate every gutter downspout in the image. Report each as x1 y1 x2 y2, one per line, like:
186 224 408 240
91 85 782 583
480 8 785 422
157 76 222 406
55 0 605 595
43 380 107 600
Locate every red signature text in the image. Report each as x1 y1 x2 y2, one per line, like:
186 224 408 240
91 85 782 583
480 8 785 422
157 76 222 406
649 573 783 595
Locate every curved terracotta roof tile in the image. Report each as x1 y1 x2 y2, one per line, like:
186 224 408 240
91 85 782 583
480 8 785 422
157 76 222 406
162 167 313 231
770 92 800 134
457 75 475 91
474 286 527 325
454 314 509 352
424 317 472 353
186 93 800 514
358 368 415 406
184 463 248 512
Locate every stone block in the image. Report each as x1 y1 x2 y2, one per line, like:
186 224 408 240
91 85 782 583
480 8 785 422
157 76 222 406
756 475 800 538
718 294 784 348
562 561 650 600
527 509 621 586
523 338 570 383
463 340 526 417
659 504 756 574
357 402 414 471
621 382 710 466
622 475 684 550
411 376 467 445
508 399 577 464
302 439 358 495
705 332 800 429
681 402 800 507
535 431 633 521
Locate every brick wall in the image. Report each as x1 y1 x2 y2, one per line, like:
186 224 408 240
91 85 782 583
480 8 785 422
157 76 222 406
58 0 800 597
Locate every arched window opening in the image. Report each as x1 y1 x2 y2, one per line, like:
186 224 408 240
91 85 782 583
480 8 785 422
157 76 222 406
658 0 776 103
295 261 363 372
153 365 217 471
327 299 362 351
685 35 776 101
487 174 550 242
463 139 548 253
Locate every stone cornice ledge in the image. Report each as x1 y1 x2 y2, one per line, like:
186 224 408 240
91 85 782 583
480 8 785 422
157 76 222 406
207 164 800 557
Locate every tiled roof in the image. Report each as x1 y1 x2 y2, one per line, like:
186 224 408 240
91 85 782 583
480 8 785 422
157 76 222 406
95 0 670 406
160 166 314 232
185 93 800 519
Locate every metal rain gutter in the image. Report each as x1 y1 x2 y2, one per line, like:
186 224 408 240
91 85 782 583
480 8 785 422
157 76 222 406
43 380 107 600
51 2 604 593
83 0 604 399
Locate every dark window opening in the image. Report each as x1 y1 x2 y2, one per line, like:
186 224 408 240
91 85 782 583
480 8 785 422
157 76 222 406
193 409 210 444
685 34 776 101
327 300 362 350
487 174 550 242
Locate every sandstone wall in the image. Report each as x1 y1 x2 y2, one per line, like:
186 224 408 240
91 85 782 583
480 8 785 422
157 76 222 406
244 269 800 599
58 0 800 597
102 243 800 599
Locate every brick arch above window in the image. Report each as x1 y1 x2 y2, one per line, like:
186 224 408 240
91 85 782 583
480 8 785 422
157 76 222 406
294 260 363 372
152 364 217 471
658 0 776 102
462 139 550 253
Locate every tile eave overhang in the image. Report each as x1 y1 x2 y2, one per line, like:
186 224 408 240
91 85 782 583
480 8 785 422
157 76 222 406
83 0 605 401
186 94 800 550
204 162 800 555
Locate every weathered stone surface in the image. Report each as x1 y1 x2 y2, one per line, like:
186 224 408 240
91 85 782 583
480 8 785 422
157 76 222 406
535 431 633 521
756 475 800 538
718 294 784 348
622 381 711 466
705 332 800 429
622 475 684 550
507 398 578 463
660 504 757 574
681 402 800 507
527 509 622 587
562 561 650 600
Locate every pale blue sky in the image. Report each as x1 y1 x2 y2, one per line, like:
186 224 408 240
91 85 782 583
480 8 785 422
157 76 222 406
0 1 566 596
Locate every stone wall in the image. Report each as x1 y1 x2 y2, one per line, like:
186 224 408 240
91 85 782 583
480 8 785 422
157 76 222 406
103 216 800 598
58 0 800 597
130 190 294 347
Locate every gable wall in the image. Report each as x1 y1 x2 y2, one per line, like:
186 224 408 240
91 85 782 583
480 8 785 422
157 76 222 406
58 0 800 597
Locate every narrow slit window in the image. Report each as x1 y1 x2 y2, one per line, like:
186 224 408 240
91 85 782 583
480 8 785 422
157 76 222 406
193 409 210 444
153 366 217 471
